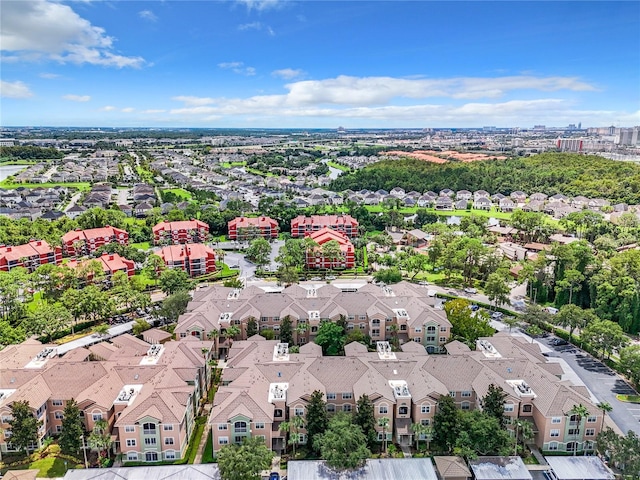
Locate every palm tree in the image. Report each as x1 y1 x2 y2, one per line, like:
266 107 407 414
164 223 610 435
295 322 309 344
514 419 534 455
378 417 390 454
87 419 111 465
597 402 613 433
208 329 219 358
411 422 432 452
279 413 305 457
567 403 590 455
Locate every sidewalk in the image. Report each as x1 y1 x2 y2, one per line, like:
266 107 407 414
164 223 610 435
193 403 212 464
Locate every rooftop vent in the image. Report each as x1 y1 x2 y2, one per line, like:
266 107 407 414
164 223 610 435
477 339 502 358
273 343 290 362
227 289 241 300
382 286 395 297
308 311 320 320
506 379 537 398
306 288 317 298
389 380 411 399
376 341 396 360
268 382 289 404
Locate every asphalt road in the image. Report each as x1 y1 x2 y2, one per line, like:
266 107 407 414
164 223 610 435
536 336 640 435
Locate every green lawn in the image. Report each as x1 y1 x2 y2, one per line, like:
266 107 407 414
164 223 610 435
220 161 247 168
617 394 640 403
0 181 92 191
326 161 351 172
201 431 216 463
0 159 37 165
162 188 193 201
1 455 82 478
364 205 514 220
131 241 152 251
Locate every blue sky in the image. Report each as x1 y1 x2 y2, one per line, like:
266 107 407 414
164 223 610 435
1 0 639 128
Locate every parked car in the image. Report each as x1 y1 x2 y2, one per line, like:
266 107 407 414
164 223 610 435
552 338 569 346
464 287 477 294
491 311 504 319
470 304 480 311
269 473 280 480
229 264 239 269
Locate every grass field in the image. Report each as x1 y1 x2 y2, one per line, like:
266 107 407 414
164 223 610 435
161 188 193 200
130 241 152 251
220 161 247 168
326 161 350 172
0 181 92 191
0 159 38 165
364 205 515 220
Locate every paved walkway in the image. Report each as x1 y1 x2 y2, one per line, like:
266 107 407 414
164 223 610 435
400 444 413 458
193 403 213 464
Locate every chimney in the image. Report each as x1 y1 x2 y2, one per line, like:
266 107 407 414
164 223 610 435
36 241 42 246
6 247 11 252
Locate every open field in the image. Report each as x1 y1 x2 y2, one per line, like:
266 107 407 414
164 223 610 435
0 181 92 191
161 188 193 200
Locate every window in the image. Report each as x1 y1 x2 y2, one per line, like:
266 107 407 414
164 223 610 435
55 412 63 419
503 404 515 412
522 404 532 413
461 391 472 397
234 421 247 433
165 451 176 460
326 404 336 413
449 392 456 397
274 409 283 418
260 316 268 322
299 434 307 444
2 415 13 423
143 423 156 435
52 400 63 406
440 326 447 332
342 393 352 400
92 413 102 421
415 327 422 333
461 402 470 410
426 336 435 342
327 393 337 400
343 404 352 412
439 337 447 343
164 438 174 445
414 337 421 342
127 452 138 461
145 452 158 462
126 439 136 447
311 326 318 333
125 425 135 433
218 424 228 430
550 429 560 437
427 326 436 333
219 437 229 445
399 406 408 415
421 405 431 414
144 437 157 446
551 417 561 424
359 324 366 330
587 416 597 423
372 319 380 325
421 419 430 426
548 441 558 451
56 425 62 433
163 424 173 431
372 329 380 336
379 405 388 414
255 422 265 429
568 428 580 436
377 432 385 441
586 428 595 436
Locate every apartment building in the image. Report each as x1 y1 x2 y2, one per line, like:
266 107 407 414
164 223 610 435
157 243 216 277
0 240 62 272
152 220 209 245
290 214 359 238
227 216 279 241
305 227 355 269
67 252 136 278
62 226 129 257
0 335 215 462
175 282 451 355
208 333 603 456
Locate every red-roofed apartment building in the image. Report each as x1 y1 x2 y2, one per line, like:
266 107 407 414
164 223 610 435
158 243 216 277
227 216 279 241
152 220 209 245
291 214 359 238
305 227 355 269
68 252 135 278
62 226 129 256
0 240 62 272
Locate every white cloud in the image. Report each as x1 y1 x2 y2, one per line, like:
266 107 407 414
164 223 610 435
238 22 262 31
236 0 285 12
172 96 215 106
39 72 61 79
63 94 90 102
121 107 135 113
0 80 34 99
140 109 166 114
99 105 116 111
138 10 158 22
272 68 304 80
1 0 145 68
218 61 256 76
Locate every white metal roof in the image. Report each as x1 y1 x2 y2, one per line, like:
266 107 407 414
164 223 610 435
288 458 439 480
63 465 220 480
545 456 615 480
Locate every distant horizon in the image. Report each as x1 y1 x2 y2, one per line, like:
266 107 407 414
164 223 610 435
2 1 639 128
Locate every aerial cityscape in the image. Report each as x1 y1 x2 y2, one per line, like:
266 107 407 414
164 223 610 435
1 1 640 480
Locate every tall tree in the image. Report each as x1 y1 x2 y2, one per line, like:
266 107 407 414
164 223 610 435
246 238 272 269
306 390 328 455
554 304 598 344
567 404 590 456
159 268 193 295
246 316 258 337
455 410 512 457
27 302 73 341
619 344 640 388
354 394 377 450
59 399 84 456
444 298 494 348
482 384 507 426
87 418 111 463
485 272 511 309
316 412 370 470
158 290 192 323
581 319 629 360
314 321 346 356
8 400 42 454
278 414 305 457
433 395 459 454
279 315 293 345
377 416 390 453
217 436 274 480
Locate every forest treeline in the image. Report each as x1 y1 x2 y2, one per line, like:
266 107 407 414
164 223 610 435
330 153 640 204
0 146 65 160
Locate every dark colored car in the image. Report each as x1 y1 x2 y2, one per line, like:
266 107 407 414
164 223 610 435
552 338 569 346
269 473 280 480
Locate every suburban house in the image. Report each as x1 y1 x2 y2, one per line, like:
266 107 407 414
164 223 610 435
0 335 215 462
62 226 129 257
227 216 279 241
0 240 62 272
291 214 359 238
305 227 355 270
152 219 209 245
157 243 216 277
206 332 604 457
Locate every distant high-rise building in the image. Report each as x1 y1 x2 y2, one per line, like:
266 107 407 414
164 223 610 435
533 125 546 131
578 122 582 130
614 127 640 146
557 138 584 152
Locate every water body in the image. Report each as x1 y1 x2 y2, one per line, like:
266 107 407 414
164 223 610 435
0 164 27 182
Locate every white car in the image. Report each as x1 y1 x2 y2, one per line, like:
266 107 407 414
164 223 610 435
464 287 477 294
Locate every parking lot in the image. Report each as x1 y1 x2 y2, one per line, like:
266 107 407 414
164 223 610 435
537 336 640 435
